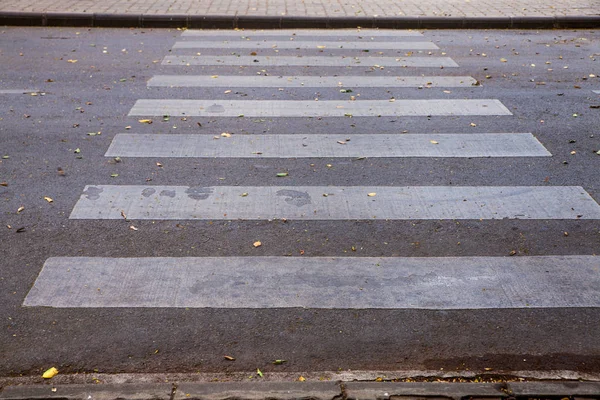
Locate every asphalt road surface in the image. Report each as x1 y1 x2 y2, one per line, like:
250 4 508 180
1 27 599 378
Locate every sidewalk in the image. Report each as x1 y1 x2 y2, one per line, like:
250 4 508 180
0 0 599 28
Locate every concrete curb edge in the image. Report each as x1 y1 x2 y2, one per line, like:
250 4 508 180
1 11 600 29
3 381 600 400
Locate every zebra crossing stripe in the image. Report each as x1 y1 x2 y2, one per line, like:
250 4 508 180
182 29 424 37
147 75 479 88
173 41 439 50
69 185 600 220
128 99 511 117
162 55 458 67
23 256 600 309
105 133 550 158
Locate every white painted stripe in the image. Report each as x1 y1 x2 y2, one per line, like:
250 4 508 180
182 29 424 37
0 89 40 94
148 75 479 88
69 186 600 220
105 133 551 158
24 256 600 309
173 41 439 50
128 99 511 117
162 55 458 67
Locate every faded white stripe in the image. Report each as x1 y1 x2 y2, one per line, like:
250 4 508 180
128 99 511 117
162 55 458 67
105 133 551 158
182 29 424 37
69 185 600 220
147 75 478 88
24 256 600 309
173 41 439 50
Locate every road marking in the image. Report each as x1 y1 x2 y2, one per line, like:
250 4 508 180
182 29 424 37
162 55 458 67
128 99 511 117
173 41 439 50
0 89 40 94
69 185 600 220
24 256 600 309
148 75 478 88
106 133 550 158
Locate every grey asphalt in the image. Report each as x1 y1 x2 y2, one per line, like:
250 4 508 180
1 27 600 378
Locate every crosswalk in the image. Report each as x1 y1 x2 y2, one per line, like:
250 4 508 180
24 29 600 310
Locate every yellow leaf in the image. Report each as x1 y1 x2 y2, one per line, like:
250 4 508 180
211 75 219 78
298 376 306 382
224 355 235 361
430 140 439 144
317 45 326 49
43 367 59 379
253 241 262 248
470 123 477 127
44 196 53 203
138 119 153 124
67 59 77 63
224 90 232 94
367 193 376 197
17 206 25 214
500 58 507 62
221 132 232 138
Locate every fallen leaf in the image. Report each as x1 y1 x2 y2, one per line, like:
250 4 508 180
224 355 235 361
110 173 119 177
241 192 248 197
500 58 507 62
257 369 263 377
156 162 163 167
121 210 127 220
273 359 287 365
211 75 219 78
470 123 477 127
74 148 81 154
298 376 306 382
367 193 376 197
337 140 347 145
44 196 53 203
276 172 288 177
253 241 262 248
138 119 153 124
430 140 439 144
221 132 232 138
224 90 232 94
17 206 25 214
129 225 138 231
42 367 59 379
67 59 77 63
0 182 7 186
16 227 26 233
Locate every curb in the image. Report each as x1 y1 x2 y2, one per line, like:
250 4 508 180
1 12 600 29
2 381 600 400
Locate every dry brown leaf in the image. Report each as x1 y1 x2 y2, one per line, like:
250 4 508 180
253 241 262 248
44 196 53 203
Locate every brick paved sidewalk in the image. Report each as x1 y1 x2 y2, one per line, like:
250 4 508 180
0 0 598 18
